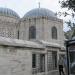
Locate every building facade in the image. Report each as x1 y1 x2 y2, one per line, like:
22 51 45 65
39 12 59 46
0 7 65 75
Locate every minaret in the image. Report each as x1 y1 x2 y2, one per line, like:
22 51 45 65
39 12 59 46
38 2 40 8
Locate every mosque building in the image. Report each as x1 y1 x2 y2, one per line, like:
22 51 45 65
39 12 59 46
0 7 65 75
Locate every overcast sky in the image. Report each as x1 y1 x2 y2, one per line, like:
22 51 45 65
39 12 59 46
0 0 69 31
0 0 61 17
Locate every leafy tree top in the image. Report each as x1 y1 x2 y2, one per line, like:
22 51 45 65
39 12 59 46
59 0 75 39
60 0 75 12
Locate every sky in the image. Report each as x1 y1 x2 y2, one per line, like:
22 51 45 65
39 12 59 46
0 0 69 31
0 0 61 17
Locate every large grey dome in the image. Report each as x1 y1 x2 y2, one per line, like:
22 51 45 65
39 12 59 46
0 7 19 18
24 8 56 18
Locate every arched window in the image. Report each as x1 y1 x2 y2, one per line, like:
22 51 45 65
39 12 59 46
52 26 57 39
17 30 19 39
29 26 36 39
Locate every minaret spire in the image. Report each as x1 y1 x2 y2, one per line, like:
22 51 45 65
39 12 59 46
38 2 40 8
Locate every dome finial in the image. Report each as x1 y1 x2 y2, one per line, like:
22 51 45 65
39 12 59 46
38 2 40 8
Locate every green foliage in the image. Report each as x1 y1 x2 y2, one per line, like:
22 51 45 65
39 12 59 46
66 20 75 30
64 21 75 39
59 0 75 11
59 0 75 39
72 29 75 37
64 31 72 39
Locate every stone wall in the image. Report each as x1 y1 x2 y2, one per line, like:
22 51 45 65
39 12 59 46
0 37 61 75
0 46 32 75
0 15 19 39
21 17 64 48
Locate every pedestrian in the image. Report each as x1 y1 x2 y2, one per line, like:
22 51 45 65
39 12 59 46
58 56 65 75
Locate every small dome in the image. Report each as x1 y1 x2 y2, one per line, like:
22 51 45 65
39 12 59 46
24 8 56 18
0 7 19 18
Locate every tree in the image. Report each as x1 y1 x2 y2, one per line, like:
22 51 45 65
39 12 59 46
59 0 75 39
60 0 75 11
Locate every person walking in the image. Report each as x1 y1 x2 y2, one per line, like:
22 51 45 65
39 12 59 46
58 56 65 75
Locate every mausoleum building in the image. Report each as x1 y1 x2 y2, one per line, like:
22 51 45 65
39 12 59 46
0 7 65 75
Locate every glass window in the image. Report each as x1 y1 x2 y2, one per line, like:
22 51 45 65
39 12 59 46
17 30 19 39
32 54 36 68
32 54 45 74
40 54 45 72
52 51 57 69
52 26 57 39
29 26 36 39
47 51 53 71
47 51 57 71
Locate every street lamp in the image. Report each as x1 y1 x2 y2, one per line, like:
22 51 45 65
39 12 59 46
66 37 75 75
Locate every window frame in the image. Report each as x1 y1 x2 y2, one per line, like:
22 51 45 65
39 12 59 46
52 26 57 39
32 54 36 68
29 26 36 39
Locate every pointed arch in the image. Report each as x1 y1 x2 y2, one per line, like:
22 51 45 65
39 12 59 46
52 26 57 39
29 26 36 39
